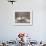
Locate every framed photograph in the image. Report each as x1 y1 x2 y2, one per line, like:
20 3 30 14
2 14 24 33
15 10 32 25
15 10 32 26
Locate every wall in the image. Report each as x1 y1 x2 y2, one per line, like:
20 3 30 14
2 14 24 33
0 0 46 41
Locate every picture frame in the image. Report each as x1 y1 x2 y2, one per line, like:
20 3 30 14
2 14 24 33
15 10 33 26
11 9 33 26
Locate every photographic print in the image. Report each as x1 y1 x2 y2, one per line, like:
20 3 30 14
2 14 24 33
15 10 32 26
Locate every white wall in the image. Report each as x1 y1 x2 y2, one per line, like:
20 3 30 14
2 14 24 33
0 0 46 41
